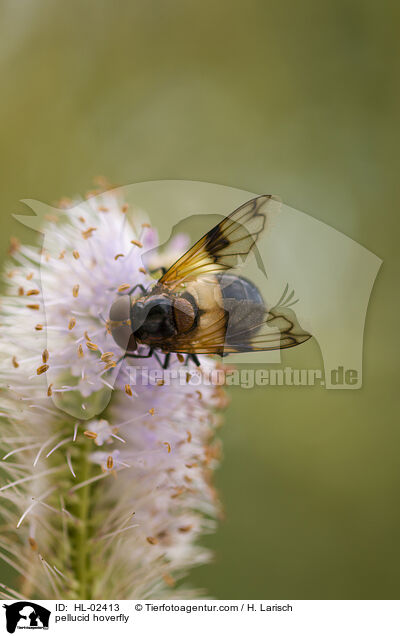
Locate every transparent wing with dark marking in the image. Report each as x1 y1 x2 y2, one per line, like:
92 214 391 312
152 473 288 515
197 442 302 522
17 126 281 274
160 278 311 354
158 195 277 287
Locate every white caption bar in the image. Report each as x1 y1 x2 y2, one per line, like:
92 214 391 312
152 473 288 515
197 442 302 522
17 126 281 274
2 600 399 636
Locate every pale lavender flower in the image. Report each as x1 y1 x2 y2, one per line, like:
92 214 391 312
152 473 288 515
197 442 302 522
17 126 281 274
0 186 226 599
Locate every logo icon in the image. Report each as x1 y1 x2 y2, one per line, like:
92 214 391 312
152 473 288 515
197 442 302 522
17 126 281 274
2 602 50 633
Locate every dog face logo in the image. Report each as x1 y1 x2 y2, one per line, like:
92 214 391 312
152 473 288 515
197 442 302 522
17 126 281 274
3 602 50 633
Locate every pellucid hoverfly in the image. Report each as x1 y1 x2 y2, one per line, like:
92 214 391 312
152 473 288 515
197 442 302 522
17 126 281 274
108 195 311 368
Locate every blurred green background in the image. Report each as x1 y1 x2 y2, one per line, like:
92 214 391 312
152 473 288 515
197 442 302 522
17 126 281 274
0 0 399 599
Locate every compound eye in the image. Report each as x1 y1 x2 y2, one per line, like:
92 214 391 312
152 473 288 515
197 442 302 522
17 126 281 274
109 296 135 351
172 297 196 333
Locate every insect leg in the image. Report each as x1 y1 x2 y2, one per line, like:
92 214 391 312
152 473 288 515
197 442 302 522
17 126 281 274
127 284 147 296
188 354 201 367
162 353 171 369
115 348 171 370
150 351 171 369
108 349 154 376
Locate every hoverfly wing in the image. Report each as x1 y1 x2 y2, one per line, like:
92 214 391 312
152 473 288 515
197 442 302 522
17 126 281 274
221 281 311 352
148 195 311 356
158 195 277 287
159 278 311 355
223 303 311 352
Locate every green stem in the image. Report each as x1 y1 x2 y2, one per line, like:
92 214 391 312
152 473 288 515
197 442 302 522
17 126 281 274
72 439 92 599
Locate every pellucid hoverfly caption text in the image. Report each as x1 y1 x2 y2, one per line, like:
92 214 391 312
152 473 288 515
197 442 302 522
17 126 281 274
53 601 293 624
